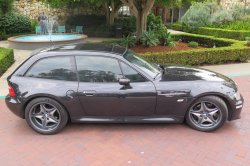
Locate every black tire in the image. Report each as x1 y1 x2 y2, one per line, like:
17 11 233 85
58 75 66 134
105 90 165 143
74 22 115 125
25 97 68 135
185 95 228 132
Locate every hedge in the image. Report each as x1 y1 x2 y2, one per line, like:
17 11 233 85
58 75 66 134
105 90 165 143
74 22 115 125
139 33 250 65
169 24 250 41
0 47 14 76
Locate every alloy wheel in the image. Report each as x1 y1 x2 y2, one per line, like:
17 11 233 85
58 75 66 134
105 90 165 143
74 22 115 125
29 102 61 132
189 101 222 128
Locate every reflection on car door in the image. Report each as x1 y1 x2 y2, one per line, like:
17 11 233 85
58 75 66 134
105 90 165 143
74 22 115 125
76 56 157 116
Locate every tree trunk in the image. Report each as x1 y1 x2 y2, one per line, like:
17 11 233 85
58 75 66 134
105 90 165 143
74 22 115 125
109 12 115 24
135 11 147 44
103 3 110 24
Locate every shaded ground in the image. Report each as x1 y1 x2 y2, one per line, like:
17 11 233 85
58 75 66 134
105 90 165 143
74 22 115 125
130 42 209 54
0 75 249 165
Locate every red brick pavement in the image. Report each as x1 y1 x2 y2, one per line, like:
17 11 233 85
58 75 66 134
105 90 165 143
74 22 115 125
0 75 250 166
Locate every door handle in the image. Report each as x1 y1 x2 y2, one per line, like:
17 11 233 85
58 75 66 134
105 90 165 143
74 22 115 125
83 90 96 96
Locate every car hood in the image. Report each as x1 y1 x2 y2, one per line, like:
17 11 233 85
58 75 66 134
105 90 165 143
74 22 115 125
159 64 234 83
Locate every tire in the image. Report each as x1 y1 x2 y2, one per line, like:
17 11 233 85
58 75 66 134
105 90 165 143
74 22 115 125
25 97 68 135
185 95 228 132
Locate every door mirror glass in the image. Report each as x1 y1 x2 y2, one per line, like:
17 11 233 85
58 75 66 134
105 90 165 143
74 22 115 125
119 78 130 85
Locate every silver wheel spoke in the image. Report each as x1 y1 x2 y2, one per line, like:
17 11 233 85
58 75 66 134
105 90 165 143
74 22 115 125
189 101 221 128
207 116 217 125
208 110 219 116
29 102 61 131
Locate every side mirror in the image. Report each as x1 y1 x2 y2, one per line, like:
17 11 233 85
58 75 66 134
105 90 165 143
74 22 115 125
119 78 130 85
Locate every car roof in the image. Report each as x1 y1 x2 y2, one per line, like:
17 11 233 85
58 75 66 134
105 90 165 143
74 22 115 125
31 43 127 56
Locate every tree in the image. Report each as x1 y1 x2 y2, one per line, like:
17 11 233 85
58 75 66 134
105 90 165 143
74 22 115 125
102 0 124 24
36 0 122 25
0 0 15 14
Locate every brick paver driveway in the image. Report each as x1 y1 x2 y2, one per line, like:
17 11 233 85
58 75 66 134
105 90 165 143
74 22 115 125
0 76 250 166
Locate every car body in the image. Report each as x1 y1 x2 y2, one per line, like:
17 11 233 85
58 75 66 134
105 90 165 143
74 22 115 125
5 43 244 134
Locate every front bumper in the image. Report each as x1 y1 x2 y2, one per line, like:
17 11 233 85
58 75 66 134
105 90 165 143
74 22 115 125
5 94 23 118
230 94 244 121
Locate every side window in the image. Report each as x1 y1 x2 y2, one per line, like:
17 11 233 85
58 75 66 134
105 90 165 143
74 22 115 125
25 56 77 81
76 56 123 82
121 62 148 82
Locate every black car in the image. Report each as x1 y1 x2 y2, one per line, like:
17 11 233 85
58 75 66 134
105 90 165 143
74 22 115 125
5 43 243 134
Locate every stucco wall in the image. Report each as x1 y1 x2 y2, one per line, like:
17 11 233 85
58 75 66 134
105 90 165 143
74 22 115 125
13 0 105 25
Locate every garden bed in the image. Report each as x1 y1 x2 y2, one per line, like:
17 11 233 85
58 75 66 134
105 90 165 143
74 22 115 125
130 42 209 53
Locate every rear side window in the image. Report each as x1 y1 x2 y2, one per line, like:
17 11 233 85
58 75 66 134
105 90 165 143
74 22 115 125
76 56 123 82
25 57 77 81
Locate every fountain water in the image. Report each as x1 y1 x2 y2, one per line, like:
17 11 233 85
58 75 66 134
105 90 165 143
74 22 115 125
40 16 59 36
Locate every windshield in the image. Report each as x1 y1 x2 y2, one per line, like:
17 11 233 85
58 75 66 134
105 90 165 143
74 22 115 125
123 50 160 78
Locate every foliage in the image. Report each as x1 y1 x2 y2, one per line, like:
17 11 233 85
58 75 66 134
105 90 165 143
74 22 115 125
162 31 173 46
188 41 198 47
209 7 234 26
169 41 177 52
116 15 136 36
171 23 250 40
0 13 31 34
139 33 250 66
147 13 167 37
0 0 14 14
31 19 40 32
66 14 107 30
120 35 135 48
245 37 250 41
141 30 160 47
0 47 14 75
207 20 250 31
180 2 216 29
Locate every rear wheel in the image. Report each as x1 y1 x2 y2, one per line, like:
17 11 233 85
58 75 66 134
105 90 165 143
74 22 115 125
185 95 228 132
25 97 68 135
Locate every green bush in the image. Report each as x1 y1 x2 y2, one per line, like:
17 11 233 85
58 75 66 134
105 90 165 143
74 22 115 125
66 14 107 30
31 19 39 32
162 31 173 46
141 30 160 47
139 33 250 66
116 16 136 36
245 37 250 41
180 2 216 29
147 13 167 37
0 0 14 14
188 41 199 48
170 24 250 40
0 47 14 75
120 35 135 48
0 13 31 34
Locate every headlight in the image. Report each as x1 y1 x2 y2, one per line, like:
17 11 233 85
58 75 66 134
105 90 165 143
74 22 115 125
234 91 241 101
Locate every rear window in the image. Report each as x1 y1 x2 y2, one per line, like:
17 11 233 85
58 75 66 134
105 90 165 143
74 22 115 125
25 56 77 81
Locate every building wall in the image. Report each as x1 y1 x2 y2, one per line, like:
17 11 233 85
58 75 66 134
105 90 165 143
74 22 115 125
220 0 250 9
13 0 105 25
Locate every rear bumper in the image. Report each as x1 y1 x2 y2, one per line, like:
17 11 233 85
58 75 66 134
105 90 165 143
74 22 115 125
230 94 244 121
5 95 23 118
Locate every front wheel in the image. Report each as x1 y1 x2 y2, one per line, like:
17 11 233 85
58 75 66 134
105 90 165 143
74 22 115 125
185 95 228 132
25 97 68 135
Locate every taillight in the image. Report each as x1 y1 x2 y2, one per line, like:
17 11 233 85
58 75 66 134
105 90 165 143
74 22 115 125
8 85 15 97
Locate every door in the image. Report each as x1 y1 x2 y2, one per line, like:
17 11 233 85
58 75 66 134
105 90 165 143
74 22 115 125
76 56 157 116
156 7 165 24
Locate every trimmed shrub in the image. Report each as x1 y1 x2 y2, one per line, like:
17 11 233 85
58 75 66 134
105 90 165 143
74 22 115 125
0 47 14 75
139 33 249 65
0 13 31 34
188 41 198 48
170 24 250 40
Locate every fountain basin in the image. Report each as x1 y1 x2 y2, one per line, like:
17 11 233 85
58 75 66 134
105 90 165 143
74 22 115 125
8 33 88 50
